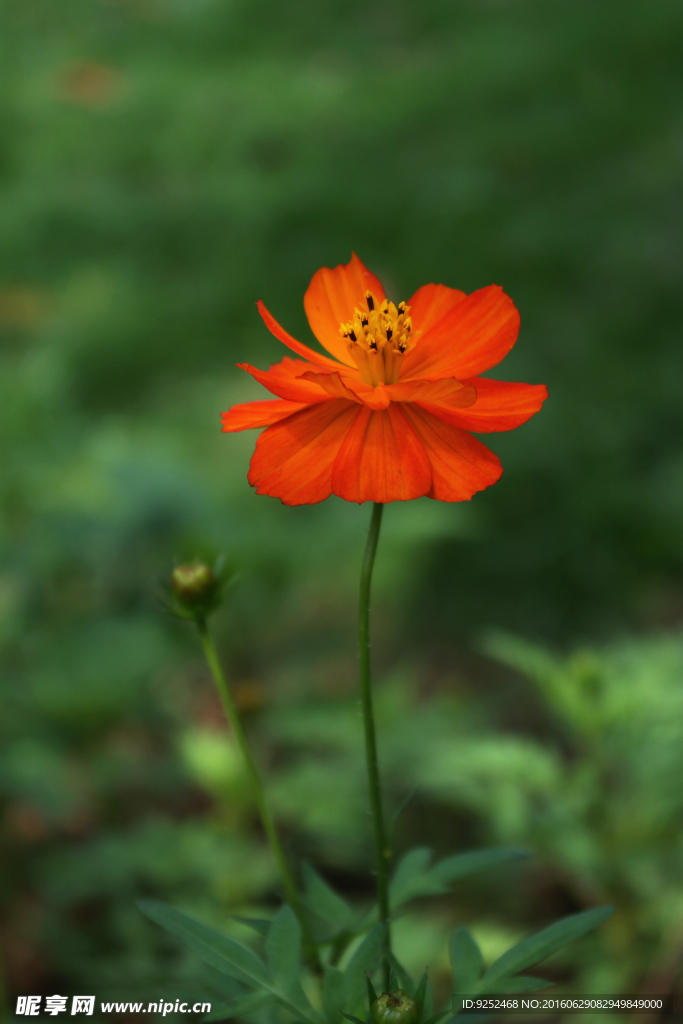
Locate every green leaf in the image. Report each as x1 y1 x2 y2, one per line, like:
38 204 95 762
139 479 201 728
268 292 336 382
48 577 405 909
496 977 553 994
386 951 414 995
366 974 378 1007
324 966 347 1024
342 1016 366 1024
390 848 529 909
389 849 431 907
303 864 356 933
420 982 434 1024
266 906 301 981
139 901 320 1024
429 850 529 890
414 970 428 1018
343 924 387 1011
480 907 615 990
266 907 317 1019
233 916 271 936
449 929 483 994
139 901 271 988
204 990 274 1021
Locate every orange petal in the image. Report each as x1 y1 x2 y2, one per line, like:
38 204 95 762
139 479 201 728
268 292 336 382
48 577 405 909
257 300 342 369
299 370 391 410
406 283 467 336
342 378 391 409
304 253 386 366
401 285 520 381
221 398 307 432
416 378 548 433
301 374 477 411
247 399 360 505
238 360 331 403
331 404 432 504
402 404 502 501
384 377 477 406
296 370 362 402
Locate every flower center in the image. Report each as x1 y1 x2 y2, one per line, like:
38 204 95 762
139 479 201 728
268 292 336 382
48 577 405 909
339 291 418 386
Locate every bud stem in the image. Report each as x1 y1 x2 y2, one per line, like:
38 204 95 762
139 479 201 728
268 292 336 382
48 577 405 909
196 619 320 971
359 501 391 989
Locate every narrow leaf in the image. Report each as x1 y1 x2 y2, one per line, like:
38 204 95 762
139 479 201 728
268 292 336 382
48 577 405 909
497 977 553 994
343 924 387 1012
303 864 356 932
266 906 316 1019
266 906 301 981
481 907 615 989
324 966 346 1024
342 1016 366 1024
389 967 398 994
139 901 270 988
366 974 378 1007
389 848 432 908
204 991 274 1021
233 916 271 936
390 848 529 909
139 901 320 1024
386 951 414 995
414 970 428 1017
449 929 483 995
420 981 434 1024
430 850 529 890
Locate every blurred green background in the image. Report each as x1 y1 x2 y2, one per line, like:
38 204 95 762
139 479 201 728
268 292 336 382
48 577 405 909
2 0 683 1016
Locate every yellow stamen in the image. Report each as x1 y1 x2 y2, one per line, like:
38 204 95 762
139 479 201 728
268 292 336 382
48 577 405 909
339 290 419 385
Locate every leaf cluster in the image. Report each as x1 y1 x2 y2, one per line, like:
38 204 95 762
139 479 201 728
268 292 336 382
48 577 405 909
140 849 613 1023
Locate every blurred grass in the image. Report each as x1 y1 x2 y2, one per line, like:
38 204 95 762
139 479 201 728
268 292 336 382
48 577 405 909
1 0 683 1012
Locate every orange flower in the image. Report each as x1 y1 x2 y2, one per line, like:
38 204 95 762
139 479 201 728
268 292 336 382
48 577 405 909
221 255 547 506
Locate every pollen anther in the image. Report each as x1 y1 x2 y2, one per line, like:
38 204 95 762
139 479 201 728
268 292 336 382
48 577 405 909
339 290 419 386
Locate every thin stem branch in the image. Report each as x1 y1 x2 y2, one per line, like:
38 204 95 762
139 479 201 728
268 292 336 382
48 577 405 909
358 501 391 989
196 619 320 970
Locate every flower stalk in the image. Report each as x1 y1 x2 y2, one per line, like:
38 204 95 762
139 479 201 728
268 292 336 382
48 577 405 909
196 618 320 970
358 501 391 988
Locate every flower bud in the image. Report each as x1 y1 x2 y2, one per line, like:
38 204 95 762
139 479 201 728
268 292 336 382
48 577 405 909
371 992 419 1024
167 560 226 622
172 562 216 605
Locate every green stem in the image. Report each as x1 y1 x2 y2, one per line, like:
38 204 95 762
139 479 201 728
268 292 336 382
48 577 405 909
359 501 391 989
197 619 320 970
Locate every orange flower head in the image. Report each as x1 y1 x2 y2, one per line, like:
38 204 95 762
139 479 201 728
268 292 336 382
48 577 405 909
221 254 547 506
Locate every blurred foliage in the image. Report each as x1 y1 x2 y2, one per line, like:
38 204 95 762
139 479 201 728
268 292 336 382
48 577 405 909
1 0 683 1015
260 631 683 1001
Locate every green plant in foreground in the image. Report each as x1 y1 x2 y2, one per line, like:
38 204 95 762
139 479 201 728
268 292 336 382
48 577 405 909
142 501 613 1021
139 898 613 1023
